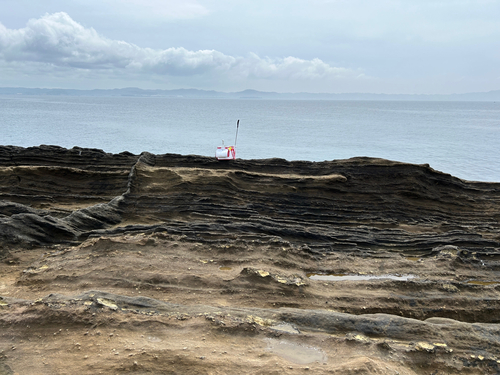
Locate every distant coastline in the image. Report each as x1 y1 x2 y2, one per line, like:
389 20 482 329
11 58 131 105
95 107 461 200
1 86 500 101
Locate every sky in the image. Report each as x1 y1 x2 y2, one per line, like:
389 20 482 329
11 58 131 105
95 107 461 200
0 0 499 94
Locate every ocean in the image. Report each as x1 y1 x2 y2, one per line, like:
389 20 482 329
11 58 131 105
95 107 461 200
1 95 499 182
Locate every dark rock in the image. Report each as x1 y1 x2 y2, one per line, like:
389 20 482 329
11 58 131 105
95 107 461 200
0 145 498 257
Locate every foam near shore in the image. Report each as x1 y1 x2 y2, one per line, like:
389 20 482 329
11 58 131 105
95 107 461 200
1 145 500 374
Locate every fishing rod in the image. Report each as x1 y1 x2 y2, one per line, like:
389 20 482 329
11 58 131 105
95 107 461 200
234 119 240 147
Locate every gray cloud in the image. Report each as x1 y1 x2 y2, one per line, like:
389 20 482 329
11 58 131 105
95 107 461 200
0 12 359 82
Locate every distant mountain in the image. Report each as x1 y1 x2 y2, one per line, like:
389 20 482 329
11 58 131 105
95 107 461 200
0 87 226 98
1 86 500 101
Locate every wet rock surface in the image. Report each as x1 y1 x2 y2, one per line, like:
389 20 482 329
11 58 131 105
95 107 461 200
1 145 500 374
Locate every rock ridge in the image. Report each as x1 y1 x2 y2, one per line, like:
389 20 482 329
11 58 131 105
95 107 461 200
1 146 498 256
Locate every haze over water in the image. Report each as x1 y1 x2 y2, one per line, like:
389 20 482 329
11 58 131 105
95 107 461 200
2 95 499 182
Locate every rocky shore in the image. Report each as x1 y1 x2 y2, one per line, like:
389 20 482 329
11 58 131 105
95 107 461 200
1 145 499 374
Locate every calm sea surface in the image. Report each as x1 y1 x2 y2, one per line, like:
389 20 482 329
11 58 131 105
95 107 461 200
1 95 499 182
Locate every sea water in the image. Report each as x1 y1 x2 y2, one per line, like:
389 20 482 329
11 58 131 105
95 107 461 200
1 95 499 182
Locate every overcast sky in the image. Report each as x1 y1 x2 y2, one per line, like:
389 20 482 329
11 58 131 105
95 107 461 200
1 0 499 94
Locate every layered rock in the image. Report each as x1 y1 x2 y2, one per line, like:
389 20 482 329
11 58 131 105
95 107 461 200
1 145 500 374
1 145 498 257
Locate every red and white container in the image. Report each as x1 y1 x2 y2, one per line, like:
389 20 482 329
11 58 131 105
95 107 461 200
216 120 239 161
216 145 236 160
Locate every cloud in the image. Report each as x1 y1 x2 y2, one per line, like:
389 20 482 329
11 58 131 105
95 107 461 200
240 54 354 80
0 12 359 84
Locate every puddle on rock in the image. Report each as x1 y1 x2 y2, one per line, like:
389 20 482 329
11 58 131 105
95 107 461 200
219 266 232 271
147 336 162 343
466 280 500 286
264 338 327 364
307 273 416 282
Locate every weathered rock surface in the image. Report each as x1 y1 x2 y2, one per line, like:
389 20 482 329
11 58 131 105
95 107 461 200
1 145 500 374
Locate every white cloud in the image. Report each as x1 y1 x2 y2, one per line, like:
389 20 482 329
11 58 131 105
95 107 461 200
0 12 358 85
237 54 354 80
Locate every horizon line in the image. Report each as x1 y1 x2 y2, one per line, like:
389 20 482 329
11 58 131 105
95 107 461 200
1 86 499 97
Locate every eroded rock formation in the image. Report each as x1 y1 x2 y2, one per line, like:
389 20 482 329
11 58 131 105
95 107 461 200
1 145 499 374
